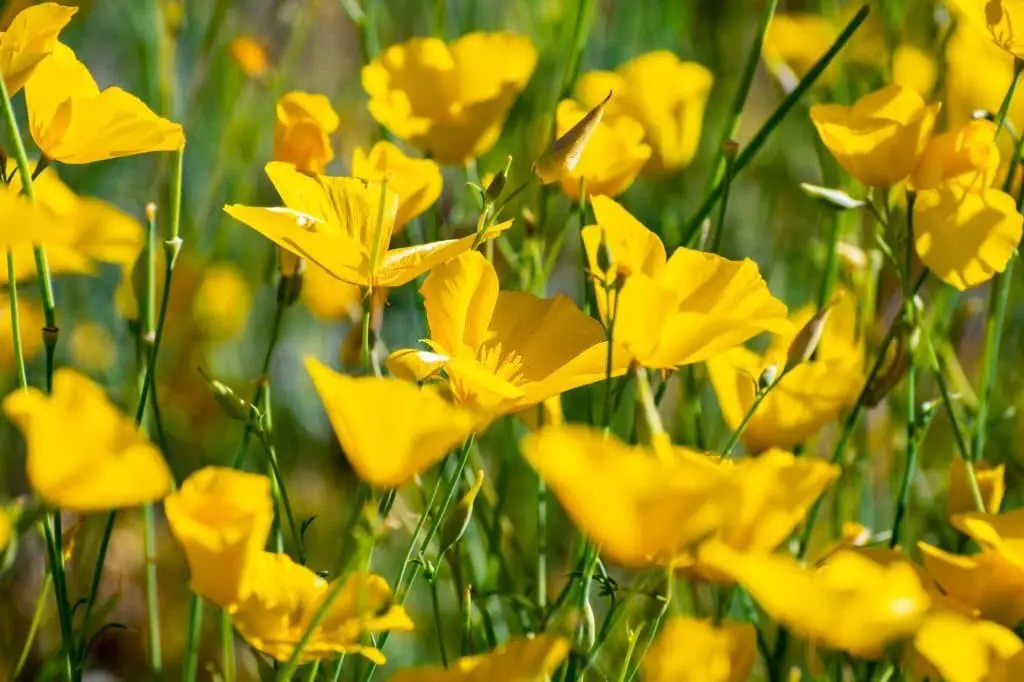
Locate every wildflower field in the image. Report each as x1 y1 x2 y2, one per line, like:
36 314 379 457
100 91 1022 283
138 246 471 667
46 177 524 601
8 0 1024 679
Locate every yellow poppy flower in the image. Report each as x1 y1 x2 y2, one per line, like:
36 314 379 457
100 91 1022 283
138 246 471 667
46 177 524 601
707 293 863 452
164 467 273 608
25 42 183 164
362 32 537 165
231 552 413 664
390 634 569 682
192 262 252 341
305 356 481 487
948 458 1005 518
386 251 623 413
229 35 269 78
0 2 76 95
0 295 43 368
699 544 930 659
913 611 1024 682
274 91 339 174
948 0 1024 59
810 84 939 187
351 140 442 230
913 184 1023 291
521 425 738 567
552 99 650 199
918 542 1024 628
224 162 509 293
576 51 712 174
911 120 999 191
894 44 938 98
582 196 790 370
2 368 173 511
643 617 756 682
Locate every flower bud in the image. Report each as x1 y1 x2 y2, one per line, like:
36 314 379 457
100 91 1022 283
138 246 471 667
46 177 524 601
865 329 909 408
785 294 843 373
438 469 485 558
533 90 612 184
485 156 512 203
758 363 780 392
198 368 256 423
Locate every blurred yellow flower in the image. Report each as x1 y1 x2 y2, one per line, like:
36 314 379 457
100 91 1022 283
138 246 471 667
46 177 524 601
577 51 712 174
0 295 43 367
305 356 482 487
2 368 173 511
913 611 1024 682
762 13 840 83
918 541 1024 628
165 467 273 608
231 553 413 664
362 32 537 165
582 196 790 370
230 35 269 78
893 44 938 98
948 0 1024 59
707 293 863 452
386 251 623 413
68 322 115 374
26 42 184 164
945 25 1024 131
351 141 442 230
273 91 339 174
913 184 1022 291
521 425 737 567
643 617 755 682
0 1 76 95
192 262 252 341
700 544 930 658
810 84 938 187
225 162 510 292
553 98 650 199
390 634 569 682
912 120 999 191
948 458 1005 518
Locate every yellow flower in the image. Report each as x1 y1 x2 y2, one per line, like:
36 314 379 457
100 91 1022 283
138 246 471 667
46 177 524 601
305 356 481 487
948 458 1005 518
164 467 273 608
69 322 115 374
894 44 938 98
521 425 737 567
351 141 442 230
362 32 537 165
913 611 1024 682
762 13 841 83
192 262 252 341
948 0 1024 59
26 42 183 164
913 184 1023 291
954 509 1024 572
553 99 650 199
2 368 173 511
225 162 509 293
582 196 790 370
0 506 10 551
274 91 339 174
576 51 712 174
707 293 863 452
699 544 930 659
643 617 756 682
302 267 363 320
0 295 43 368
918 542 1024 628
229 35 269 78
231 553 413 664
0 2 76 95
912 120 999 191
390 634 569 682
386 251 622 413
810 84 939 187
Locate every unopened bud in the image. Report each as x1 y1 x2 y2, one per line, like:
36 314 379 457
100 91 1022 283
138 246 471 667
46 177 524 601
521 207 537 238
596 229 614 274
758 363 780 392
785 293 843 372
198 367 256 422
533 91 612 184
438 469 485 558
145 202 157 223
485 156 512 203
865 328 909 408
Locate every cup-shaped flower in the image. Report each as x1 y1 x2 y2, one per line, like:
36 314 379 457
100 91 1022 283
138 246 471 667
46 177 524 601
274 91 339 173
0 2 76 95
918 542 1024 628
810 84 938 187
2 368 173 511
390 634 569 682
386 251 626 413
707 294 863 452
913 183 1022 290
642 617 755 682
553 99 650 199
164 467 273 608
948 0 1024 59
225 162 510 293
351 141 442 230
577 51 713 174
948 458 1005 518
911 120 999 191
913 611 1024 682
231 552 413 664
700 544 930 659
362 32 537 165
521 425 738 567
582 196 790 370
306 357 481 488
25 43 184 164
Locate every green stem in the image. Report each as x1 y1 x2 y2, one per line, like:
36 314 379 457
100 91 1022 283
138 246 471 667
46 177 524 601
993 58 1024 139
220 609 235 682
6 250 26 389
182 595 204 682
623 597 669 682
890 342 916 548
932 351 985 512
13 570 52 679
142 504 163 673
720 373 784 457
710 146 737 254
537 478 548 612
972 260 1015 464
429 577 449 666
361 299 372 374
257 415 306 565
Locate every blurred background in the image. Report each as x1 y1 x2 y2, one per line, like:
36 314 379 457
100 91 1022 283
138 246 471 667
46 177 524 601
0 0 1021 679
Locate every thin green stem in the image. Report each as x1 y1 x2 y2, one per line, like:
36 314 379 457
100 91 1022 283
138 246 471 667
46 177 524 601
6 250 26 389
41 519 73 681
890 346 917 548
13 572 52 679
623 597 669 682
220 609 235 682
257 422 306 565
933 351 986 513
993 58 1024 139
182 595 204 682
972 260 1015 464
361 300 372 374
141 504 163 674
710 146 737 254
720 373 785 457
429 577 449 666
